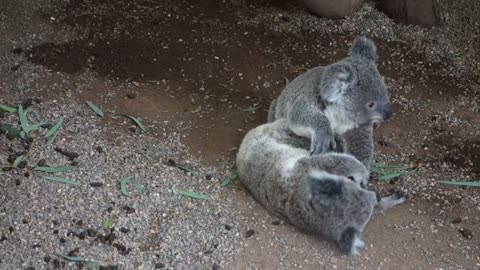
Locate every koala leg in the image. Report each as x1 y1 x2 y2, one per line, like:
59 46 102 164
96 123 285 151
287 98 335 155
375 191 406 213
267 99 277 123
339 124 374 169
337 227 364 256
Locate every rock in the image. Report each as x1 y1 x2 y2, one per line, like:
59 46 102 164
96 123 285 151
459 228 473 239
451 217 462 224
245 229 255 238
298 0 366 18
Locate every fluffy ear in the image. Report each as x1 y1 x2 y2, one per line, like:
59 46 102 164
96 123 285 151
350 35 378 62
319 63 355 103
306 173 343 208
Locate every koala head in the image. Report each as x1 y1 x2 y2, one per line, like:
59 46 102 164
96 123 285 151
310 153 369 189
318 36 392 126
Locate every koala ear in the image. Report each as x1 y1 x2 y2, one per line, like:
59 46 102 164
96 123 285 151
306 173 343 208
350 35 378 62
320 63 356 103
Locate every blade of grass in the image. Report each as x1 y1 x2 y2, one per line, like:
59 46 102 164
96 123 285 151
378 172 404 180
120 175 134 197
124 115 146 132
177 190 209 200
18 105 30 133
0 104 17 113
43 176 80 186
45 117 64 138
47 131 58 145
437 181 480 187
221 172 239 187
26 121 48 133
243 106 261 112
134 183 144 193
12 155 25 168
33 165 77 173
171 183 209 200
86 101 104 117
58 254 95 263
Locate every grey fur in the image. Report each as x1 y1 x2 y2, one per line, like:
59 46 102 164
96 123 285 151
270 36 391 159
236 119 405 255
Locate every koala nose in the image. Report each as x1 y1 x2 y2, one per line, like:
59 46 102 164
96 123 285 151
383 103 392 120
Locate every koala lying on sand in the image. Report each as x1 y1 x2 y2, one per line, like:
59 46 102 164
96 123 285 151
237 119 405 255
268 36 391 166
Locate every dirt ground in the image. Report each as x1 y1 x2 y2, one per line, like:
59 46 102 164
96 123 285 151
1 0 479 269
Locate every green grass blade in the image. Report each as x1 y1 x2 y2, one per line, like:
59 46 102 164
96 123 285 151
18 105 30 133
86 101 104 117
12 155 25 168
171 183 179 194
58 254 95 263
102 219 113 229
378 172 404 180
47 132 58 145
221 172 239 187
125 115 146 132
43 176 80 186
134 183 144 193
120 175 134 197
33 165 78 173
26 121 48 133
0 104 17 113
45 117 64 138
243 106 261 112
438 181 480 187
178 190 209 200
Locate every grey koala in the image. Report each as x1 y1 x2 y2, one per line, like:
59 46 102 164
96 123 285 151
236 119 405 255
268 36 391 162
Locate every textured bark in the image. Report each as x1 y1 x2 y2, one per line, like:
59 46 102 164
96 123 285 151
298 0 366 19
378 0 438 27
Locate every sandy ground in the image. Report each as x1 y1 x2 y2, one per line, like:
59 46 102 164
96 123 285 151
0 0 479 269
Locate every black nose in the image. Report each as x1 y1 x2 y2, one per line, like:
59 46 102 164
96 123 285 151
383 103 392 120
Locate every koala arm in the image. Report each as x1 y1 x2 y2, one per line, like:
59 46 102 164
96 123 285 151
337 124 374 169
287 97 335 155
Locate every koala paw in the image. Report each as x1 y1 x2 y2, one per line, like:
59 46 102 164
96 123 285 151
310 137 336 155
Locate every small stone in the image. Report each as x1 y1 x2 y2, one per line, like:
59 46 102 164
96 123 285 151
76 219 83 226
245 229 255 238
32 244 41 249
23 172 30 178
86 228 97 237
22 98 33 109
167 159 176 166
459 228 473 239
11 64 20 72
212 263 220 270
53 259 61 268
453 198 462 204
127 93 137 99
113 243 131 255
155 263 166 269
8 226 14 233
59 238 66 244
15 179 21 186
120 227 130 234
95 146 104 153
107 206 114 212
22 219 28 224
452 217 462 224
0 235 7 242
271 220 281 225
89 182 104 187
43 255 51 263
129 126 137 133
78 231 87 240
67 247 80 257
224 225 232 231
37 159 46 166
12 47 23 54
53 229 59 234
18 160 28 169
205 174 212 180
123 205 135 214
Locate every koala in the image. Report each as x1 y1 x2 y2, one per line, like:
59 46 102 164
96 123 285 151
269 36 392 163
237 119 405 255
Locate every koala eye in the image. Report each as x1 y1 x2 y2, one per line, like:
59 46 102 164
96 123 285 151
347 176 355 182
367 101 376 109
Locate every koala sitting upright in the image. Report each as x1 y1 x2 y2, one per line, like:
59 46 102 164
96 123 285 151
268 36 392 161
236 119 405 255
